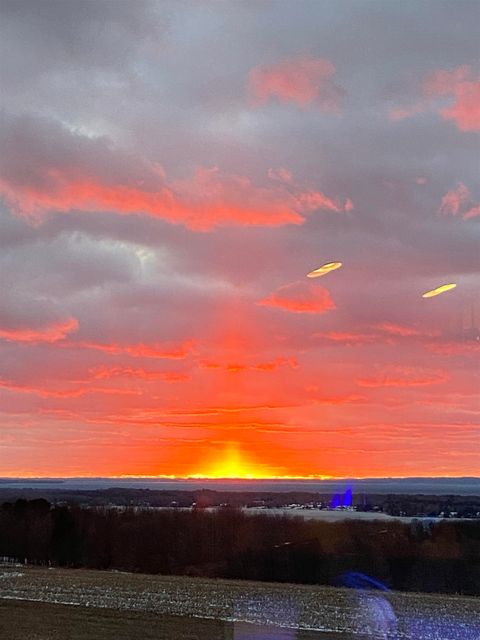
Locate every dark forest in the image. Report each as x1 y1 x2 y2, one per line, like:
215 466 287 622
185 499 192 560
1 500 479 596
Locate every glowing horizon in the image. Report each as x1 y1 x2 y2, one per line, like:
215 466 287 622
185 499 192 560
1 472 477 480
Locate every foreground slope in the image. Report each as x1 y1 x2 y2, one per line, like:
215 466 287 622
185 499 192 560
0 567 479 639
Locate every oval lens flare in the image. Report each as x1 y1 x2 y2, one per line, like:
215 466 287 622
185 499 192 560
422 283 457 298
307 261 343 278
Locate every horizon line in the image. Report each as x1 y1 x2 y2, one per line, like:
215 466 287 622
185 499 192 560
1 475 479 481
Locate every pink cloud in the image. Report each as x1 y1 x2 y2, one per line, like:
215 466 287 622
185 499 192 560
314 323 433 346
267 166 353 213
424 65 480 131
439 183 480 219
0 378 140 399
267 167 294 183
248 55 344 111
295 189 353 213
357 366 449 388
439 183 469 215
375 322 423 337
426 341 480 356
441 80 480 131
391 65 480 131
0 317 78 344
389 103 426 122
311 393 366 405
90 365 190 382
257 281 336 314
463 205 480 220
423 65 471 96
200 356 298 373
314 330 377 345
74 339 195 359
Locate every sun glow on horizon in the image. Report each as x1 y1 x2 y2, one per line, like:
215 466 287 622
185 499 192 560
189 443 284 480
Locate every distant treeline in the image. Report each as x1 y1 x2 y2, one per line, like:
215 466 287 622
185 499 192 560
1 499 479 595
0 488 479 517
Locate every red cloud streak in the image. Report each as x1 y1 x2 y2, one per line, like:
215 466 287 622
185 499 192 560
0 162 351 230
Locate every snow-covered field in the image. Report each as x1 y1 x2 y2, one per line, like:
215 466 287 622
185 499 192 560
0 567 479 639
141 506 447 523
242 508 410 522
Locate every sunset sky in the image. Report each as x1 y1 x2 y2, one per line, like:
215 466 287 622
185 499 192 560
0 0 479 478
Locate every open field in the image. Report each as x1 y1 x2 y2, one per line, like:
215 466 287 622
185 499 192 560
1 567 479 639
0 600 339 640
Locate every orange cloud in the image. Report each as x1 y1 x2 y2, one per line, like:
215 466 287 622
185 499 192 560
357 366 449 388
258 281 336 314
438 183 480 219
391 65 480 131
248 55 344 110
0 317 78 343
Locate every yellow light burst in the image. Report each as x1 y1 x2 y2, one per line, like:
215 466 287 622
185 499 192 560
422 283 457 298
195 444 267 479
307 261 343 278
